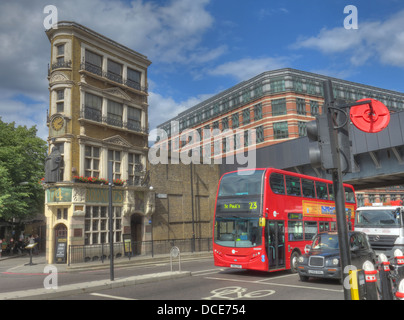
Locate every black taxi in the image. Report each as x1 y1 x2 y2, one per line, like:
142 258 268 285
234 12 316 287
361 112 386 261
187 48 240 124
297 231 376 283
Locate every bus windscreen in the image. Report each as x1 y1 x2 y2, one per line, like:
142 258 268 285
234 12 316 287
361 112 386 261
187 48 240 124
218 170 264 197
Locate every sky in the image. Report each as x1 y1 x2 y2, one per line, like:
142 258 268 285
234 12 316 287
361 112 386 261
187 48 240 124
1 0 404 142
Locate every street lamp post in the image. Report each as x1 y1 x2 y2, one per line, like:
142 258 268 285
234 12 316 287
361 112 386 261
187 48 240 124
108 161 114 281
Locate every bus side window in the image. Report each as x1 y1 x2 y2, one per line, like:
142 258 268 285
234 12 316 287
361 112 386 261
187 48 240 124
304 221 317 240
270 173 285 194
315 182 328 200
344 187 355 203
285 176 301 196
302 179 315 198
328 184 334 201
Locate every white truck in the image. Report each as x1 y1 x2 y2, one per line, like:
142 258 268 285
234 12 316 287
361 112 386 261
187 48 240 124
355 204 404 258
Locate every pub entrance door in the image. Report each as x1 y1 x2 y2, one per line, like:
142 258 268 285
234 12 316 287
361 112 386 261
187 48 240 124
54 224 67 264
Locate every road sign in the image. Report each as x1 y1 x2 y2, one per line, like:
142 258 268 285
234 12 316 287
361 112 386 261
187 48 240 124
350 98 390 133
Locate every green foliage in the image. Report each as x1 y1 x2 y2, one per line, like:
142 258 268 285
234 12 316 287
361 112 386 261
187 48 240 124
0 118 47 221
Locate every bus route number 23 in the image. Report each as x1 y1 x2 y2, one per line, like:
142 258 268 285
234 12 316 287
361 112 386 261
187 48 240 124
249 202 257 210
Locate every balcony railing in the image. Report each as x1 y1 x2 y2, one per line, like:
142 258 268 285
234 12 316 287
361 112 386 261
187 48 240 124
81 107 148 134
80 62 148 94
48 60 72 75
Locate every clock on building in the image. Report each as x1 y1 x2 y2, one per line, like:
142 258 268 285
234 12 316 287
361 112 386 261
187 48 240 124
51 116 64 131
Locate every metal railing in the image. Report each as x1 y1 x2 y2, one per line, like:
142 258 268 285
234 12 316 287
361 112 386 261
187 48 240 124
68 238 212 265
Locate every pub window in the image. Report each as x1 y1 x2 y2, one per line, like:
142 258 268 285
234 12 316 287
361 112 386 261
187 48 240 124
127 106 141 131
84 206 122 245
127 67 141 90
57 208 68 220
107 59 123 83
286 175 301 196
108 150 122 180
85 50 102 76
84 92 102 122
56 44 65 66
107 100 123 127
84 145 100 177
56 89 64 113
128 153 143 186
270 173 285 194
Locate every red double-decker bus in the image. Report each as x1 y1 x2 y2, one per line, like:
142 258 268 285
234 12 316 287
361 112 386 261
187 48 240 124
213 168 356 273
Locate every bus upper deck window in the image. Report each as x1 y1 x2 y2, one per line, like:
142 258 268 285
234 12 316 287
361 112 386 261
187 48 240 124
270 173 285 194
316 182 328 200
286 176 301 196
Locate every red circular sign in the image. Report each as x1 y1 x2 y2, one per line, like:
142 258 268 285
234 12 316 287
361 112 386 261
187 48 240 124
350 98 390 133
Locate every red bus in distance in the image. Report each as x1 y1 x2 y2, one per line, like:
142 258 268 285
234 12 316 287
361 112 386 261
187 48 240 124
213 168 356 273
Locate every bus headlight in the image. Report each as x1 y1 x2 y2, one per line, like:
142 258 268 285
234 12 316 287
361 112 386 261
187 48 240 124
332 258 339 266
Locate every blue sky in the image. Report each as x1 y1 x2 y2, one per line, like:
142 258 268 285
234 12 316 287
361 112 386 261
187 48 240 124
0 0 404 141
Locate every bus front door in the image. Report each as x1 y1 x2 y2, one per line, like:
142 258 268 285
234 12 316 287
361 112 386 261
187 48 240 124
267 221 285 270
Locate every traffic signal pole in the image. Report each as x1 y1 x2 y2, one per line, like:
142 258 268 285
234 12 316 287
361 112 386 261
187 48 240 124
309 80 390 300
323 80 352 300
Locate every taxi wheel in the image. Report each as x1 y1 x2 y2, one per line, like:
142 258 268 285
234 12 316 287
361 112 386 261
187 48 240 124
290 251 300 273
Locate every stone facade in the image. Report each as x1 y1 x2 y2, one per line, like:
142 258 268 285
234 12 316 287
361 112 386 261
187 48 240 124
44 21 152 264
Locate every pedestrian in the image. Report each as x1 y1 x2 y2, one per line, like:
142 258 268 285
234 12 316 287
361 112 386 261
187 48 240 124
34 234 40 254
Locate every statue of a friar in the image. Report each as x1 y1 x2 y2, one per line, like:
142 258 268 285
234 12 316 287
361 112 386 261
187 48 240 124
44 146 62 183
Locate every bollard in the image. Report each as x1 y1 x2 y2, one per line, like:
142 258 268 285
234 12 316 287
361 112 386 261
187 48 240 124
396 279 404 300
362 261 378 300
378 254 394 300
394 249 404 280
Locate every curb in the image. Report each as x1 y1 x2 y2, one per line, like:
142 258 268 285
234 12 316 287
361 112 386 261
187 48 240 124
0 271 191 300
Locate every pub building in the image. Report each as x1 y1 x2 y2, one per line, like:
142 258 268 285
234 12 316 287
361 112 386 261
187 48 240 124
44 21 153 264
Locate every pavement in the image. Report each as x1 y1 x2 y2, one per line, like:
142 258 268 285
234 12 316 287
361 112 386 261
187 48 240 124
0 250 212 300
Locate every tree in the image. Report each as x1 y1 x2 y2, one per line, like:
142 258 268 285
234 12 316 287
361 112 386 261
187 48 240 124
0 118 47 221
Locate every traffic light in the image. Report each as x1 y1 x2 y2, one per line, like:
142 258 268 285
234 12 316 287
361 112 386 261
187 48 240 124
307 109 353 173
307 114 334 170
335 103 354 173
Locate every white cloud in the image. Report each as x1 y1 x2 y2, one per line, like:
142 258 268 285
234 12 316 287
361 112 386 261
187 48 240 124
148 90 214 133
0 0 223 140
208 56 292 81
293 10 404 68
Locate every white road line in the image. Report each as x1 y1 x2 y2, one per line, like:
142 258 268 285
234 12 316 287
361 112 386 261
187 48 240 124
192 268 224 276
90 293 137 300
205 276 343 293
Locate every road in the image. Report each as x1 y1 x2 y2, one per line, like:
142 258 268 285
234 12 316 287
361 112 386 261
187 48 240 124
51 258 344 300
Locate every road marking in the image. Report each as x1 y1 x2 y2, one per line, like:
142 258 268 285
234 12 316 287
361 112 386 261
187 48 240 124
205 276 343 293
192 268 224 276
90 293 137 300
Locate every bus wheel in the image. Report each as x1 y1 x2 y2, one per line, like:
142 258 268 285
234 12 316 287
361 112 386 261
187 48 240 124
290 251 300 273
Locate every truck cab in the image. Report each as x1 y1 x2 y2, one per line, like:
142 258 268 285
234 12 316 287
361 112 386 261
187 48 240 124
355 203 404 258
